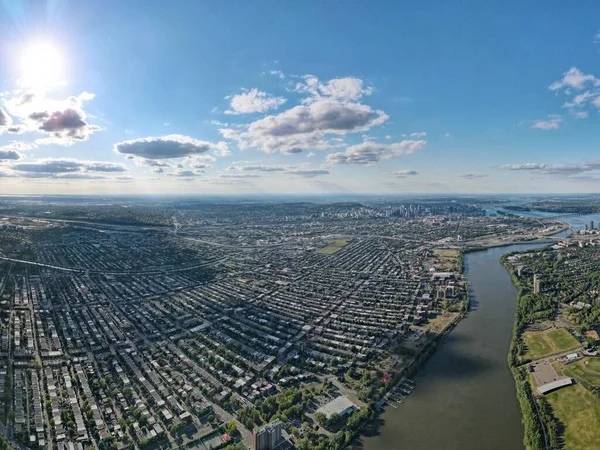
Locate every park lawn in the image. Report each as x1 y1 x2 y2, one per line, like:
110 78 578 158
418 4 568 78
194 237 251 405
565 358 600 387
547 328 579 352
523 332 554 360
546 383 600 450
316 239 349 255
522 328 579 361
433 248 458 257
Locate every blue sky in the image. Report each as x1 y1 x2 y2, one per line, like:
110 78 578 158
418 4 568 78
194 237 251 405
2 0 600 194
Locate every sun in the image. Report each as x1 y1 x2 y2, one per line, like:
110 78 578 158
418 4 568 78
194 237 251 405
20 41 64 90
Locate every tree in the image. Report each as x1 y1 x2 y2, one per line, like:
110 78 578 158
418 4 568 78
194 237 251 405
314 412 327 426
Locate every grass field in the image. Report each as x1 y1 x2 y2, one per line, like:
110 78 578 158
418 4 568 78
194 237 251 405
433 248 458 257
523 332 554 360
316 239 349 255
522 328 579 360
547 328 579 352
422 312 459 334
546 383 600 450
564 358 600 387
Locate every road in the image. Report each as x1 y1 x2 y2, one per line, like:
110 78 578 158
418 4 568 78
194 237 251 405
0 255 225 275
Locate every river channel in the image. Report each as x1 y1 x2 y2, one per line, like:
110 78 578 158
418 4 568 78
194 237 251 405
358 242 548 450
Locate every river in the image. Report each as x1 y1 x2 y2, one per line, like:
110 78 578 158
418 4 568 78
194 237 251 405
358 242 547 450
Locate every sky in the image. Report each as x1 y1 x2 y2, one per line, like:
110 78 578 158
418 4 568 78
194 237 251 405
2 0 600 195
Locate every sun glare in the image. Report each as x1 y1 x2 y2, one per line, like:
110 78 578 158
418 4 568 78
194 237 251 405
20 41 64 90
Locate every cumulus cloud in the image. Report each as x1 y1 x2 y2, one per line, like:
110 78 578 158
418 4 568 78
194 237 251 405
294 76 372 102
3 91 100 144
549 68 600 91
224 100 388 154
225 88 287 115
0 149 22 160
326 140 426 166
217 75 387 154
213 141 231 156
409 132 426 138
114 135 226 159
531 116 562 130
285 169 329 177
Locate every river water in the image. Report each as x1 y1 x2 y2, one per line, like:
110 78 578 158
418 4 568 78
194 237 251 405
359 242 547 450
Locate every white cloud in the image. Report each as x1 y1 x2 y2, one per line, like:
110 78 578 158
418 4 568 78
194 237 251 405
0 107 12 132
326 140 426 166
409 132 426 137
531 116 562 130
228 100 388 154
168 169 203 177
549 68 600 91
3 91 100 144
11 158 126 174
114 135 226 159
229 164 290 172
563 90 595 108
213 141 231 156
294 76 372 103
225 88 286 115
500 160 600 176
217 75 387 155
0 141 36 153
270 70 285 79
1 158 128 180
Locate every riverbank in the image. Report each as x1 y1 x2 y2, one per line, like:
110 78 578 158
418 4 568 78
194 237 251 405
502 255 553 450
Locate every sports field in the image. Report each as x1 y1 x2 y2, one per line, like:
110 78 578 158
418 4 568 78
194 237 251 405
316 239 349 255
522 328 579 360
564 357 600 387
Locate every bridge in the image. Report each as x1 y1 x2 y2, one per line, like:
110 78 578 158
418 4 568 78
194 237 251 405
545 212 593 220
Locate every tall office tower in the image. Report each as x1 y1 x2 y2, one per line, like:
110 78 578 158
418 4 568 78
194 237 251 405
254 420 283 450
533 274 541 294
591 220 595 230
253 428 269 450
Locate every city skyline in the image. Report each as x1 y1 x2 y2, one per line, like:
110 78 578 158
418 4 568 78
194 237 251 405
2 1 600 194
